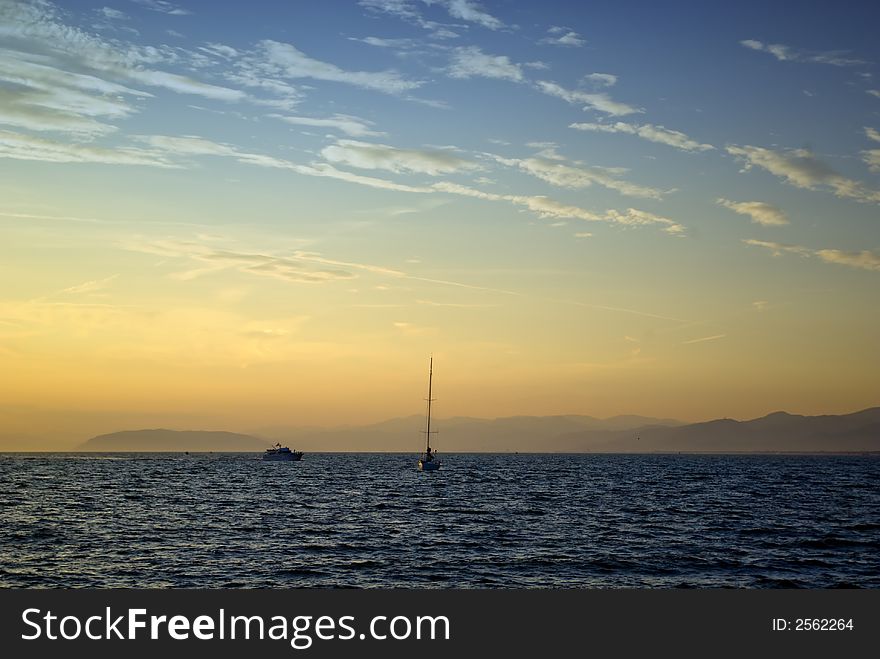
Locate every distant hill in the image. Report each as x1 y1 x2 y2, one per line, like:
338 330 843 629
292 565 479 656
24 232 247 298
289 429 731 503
253 414 683 452
554 407 880 453
71 408 880 453
78 429 268 452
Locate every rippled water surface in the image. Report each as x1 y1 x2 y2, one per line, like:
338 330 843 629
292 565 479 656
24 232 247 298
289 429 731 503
1 453 878 588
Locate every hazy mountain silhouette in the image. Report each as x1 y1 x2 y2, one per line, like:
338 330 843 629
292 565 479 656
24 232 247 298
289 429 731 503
255 413 683 452
69 408 880 452
256 408 879 452
554 408 880 453
78 429 268 452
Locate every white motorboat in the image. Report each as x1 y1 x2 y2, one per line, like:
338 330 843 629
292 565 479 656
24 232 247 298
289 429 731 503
263 443 303 461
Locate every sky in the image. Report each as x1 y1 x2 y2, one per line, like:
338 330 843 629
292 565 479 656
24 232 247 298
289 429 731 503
1 0 879 445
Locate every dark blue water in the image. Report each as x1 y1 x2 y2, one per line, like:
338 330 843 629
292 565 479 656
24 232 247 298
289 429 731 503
1 453 878 588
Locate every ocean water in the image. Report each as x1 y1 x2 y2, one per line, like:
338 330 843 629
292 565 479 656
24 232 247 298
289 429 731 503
1 452 878 588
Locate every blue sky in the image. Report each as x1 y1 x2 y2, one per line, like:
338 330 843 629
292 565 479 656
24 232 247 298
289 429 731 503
1 0 879 439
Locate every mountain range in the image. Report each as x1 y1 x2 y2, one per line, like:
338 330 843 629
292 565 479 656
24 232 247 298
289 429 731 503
71 407 880 452
79 429 267 452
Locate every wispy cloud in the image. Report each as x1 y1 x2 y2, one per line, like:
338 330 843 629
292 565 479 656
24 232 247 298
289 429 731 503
2 121 680 236
448 46 524 82
54 274 119 297
815 249 880 271
540 26 586 48
491 151 666 199
727 144 880 204
868 90 880 99
739 39 866 66
124 238 368 284
127 69 245 101
863 127 880 172
0 44 154 137
570 121 713 152
349 36 418 49
138 133 433 192
270 113 384 137
359 0 423 23
197 43 240 60
0 129 177 167
604 208 685 235
442 0 505 30
743 239 811 257
536 80 641 116
432 181 684 234
744 239 880 272
131 0 192 16
358 0 454 38
584 73 616 87
359 0 504 33
0 210 118 225
553 299 688 323
98 7 129 21
321 139 478 176
415 299 500 308
0 86 120 137
717 198 789 226
682 334 726 345
0 0 245 140
123 235 524 298
249 40 421 94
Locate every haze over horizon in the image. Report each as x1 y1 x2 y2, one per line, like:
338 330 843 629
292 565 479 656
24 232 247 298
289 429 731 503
2 1 879 448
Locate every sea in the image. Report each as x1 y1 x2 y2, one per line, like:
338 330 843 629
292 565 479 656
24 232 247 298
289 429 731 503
1 453 878 588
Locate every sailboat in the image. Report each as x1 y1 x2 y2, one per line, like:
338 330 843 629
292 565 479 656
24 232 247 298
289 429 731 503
417 356 441 471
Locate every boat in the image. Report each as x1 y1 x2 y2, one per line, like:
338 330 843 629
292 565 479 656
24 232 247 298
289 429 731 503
418 356 441 471
263 443 303 461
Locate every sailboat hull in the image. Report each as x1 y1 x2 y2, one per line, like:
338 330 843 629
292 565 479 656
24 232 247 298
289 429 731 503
418 459 441 471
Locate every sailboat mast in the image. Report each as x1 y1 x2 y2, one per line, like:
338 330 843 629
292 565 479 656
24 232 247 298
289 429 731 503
425 355 434 452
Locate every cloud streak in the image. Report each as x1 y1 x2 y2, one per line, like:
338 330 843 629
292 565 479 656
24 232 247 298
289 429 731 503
132 0 192 15
570 121 713 152
491 152 666 199
432 181 685 235
124 239 367 284
536 80 641 116
727 144 880 204
58 274 119 296
540 27 586 48
0 0 246 146
0 129 177 167
448 46 524 82
682 334 726 345
444 0 504 30
359 0 505 34
740 39 866 66
744 239 880 272
250 40 420 94
863 127 880 172
717 198 789 226
321 139 478 176
270 113 384 137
